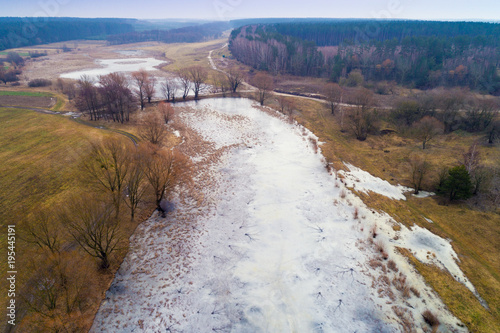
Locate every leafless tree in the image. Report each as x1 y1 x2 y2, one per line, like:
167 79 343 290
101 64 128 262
462 143 481 174
158 101 175 124
131 69 148 110
435 88 466 133
98 72 136 123
412 116 444 149
177 70 192 100
464 97 498 132
276 94 290 114
226 68 243 93
324 82 342 115
140 145 185 216
144 74 156 104
75 75 101 120
347 88 377 141
139 111 167 145
211 72 229 96
161 77 178 102
82 137 132 216
20 208 61 253
19 251 92 328
408 155 431 195
252 72 274 105
187 66 208 100
62 197 120 269
124 155 147 219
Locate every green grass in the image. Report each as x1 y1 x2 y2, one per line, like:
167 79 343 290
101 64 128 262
0 91 52 97
0 51 30 56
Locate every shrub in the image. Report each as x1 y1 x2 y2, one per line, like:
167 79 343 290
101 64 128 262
422 310 440 328
28 78 52 87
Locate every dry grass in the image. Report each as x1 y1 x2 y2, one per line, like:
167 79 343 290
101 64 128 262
150 38 226 72
0 106 158 332
422 309 440 329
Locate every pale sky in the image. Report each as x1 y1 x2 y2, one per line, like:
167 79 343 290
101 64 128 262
1 0 499 21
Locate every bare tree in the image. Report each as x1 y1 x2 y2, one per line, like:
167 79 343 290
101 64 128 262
187 66 208 100
347 88 377 141
19 251 92 329
324 82 342 115
124 156 147 219
20 208 61 253
463 97 498 132
412 116 444 149
140 145 185 216
462 143 481 174
161 77 178 102
62 197 120 269
226 68 243 93
211 72 229 96
177 70 192 100
82 137 132 216
252 72 274 106
98 72 136 123
139 111 167 145
131 69 148 110
435 88 466 133
408 155 431 195
75 75 100 120
158 101 175 124
144 74 156 104
276 94 290 114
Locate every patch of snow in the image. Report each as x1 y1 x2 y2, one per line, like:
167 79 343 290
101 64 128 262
338 163 412 200
397 224 488 308
412 191 435 198
424 217 434 223
91 98 467 332
173 130 181 137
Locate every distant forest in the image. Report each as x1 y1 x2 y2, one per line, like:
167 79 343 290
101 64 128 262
0 17 135 51
106 22 231 45
229 21 500 94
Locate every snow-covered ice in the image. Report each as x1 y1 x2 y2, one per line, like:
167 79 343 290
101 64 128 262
59 57 165 80
338 163 412 200
91 98 467 332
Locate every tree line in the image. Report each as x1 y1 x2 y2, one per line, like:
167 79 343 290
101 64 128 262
106 21 230 45
229 21 500 94
0 17 135 51
71 66 243 120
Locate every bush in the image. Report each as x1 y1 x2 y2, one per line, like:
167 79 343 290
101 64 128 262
28 78 52 87
422 310 440 328
29 51 48 58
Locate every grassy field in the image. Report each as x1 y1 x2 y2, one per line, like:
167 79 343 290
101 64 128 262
287 96 500 332
144 38 226 72
0 91 52 97
0 106 158 331
0 89 69 110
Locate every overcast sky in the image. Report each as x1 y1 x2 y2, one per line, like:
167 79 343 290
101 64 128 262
1 0 499 21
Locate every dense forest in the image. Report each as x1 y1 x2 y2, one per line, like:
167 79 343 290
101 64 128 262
106 22 231 45
229 20 500 94
0 17 135 51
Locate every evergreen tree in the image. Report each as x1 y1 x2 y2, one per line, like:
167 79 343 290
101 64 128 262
439 165 473 201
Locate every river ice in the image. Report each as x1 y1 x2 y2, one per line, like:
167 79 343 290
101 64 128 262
91 98 468 332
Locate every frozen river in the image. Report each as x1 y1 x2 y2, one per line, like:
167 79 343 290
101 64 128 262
91 98 467 332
